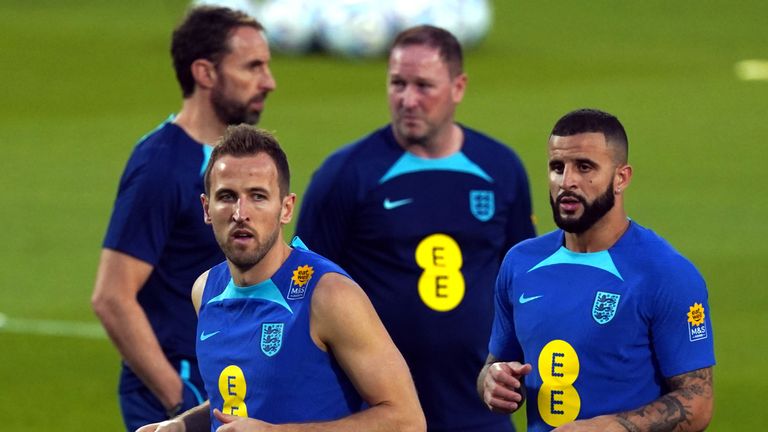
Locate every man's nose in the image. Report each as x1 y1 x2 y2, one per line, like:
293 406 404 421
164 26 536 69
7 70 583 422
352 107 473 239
232 198 249 222
401 86 419 108
262 66 276 91
560 166 579 190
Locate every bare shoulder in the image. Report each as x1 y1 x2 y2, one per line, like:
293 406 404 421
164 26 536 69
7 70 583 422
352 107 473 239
191 270 210 314
311 272 368 309
310 272 383 350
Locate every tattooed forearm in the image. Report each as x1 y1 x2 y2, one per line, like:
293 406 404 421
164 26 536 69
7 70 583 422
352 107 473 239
669 368 713 401
616 394 687 432
615 415 641 432
612 367 713 432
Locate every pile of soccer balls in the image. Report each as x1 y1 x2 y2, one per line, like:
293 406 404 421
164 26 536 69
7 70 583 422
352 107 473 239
193 0 493 58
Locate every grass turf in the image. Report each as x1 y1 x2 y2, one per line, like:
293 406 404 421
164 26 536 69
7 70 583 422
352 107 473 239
0 0 765 429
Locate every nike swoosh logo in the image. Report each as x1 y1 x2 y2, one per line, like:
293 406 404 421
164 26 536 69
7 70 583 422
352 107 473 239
383 198 413 210
519 293 543 304
200 330 220 341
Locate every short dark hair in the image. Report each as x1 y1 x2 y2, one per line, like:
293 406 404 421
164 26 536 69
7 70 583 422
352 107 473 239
390 25 463 77
203 125 290 197
551 108 629 163
171 6 264 97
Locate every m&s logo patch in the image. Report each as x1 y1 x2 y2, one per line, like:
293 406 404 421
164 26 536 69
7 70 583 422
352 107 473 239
687 303 708 342
288 265 314 300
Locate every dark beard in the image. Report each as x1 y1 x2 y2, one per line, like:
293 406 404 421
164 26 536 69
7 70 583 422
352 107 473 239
211 86 263 126
550 183 615 234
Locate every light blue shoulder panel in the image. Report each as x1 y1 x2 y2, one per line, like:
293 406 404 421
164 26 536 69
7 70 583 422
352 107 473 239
207 278 293 313
379 151 493 184
527 246 624 281
200 144 213 177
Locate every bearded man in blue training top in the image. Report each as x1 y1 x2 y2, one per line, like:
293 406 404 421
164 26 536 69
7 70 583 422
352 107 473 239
479 108 715 432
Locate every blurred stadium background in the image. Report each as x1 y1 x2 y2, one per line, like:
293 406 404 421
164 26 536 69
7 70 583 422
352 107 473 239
1 0 766 429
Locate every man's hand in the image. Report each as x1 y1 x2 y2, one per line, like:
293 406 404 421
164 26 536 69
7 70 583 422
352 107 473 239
213 409 273 432
481 361 532 413
135 419 185 432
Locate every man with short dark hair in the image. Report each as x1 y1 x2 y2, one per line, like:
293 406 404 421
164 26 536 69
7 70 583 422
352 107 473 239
479 108 715 431
296 25 535 432
137 125 425 432
91 6 276 430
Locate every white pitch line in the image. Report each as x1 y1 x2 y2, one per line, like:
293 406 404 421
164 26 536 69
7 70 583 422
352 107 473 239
0 312 106 339
735 59 768 81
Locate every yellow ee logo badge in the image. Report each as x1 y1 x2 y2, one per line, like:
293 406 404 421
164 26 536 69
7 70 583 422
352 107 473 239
537 340 581 427
415 234 465 312
218 365 248 417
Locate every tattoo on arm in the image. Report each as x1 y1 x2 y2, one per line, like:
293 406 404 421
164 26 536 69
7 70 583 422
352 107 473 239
614 368 713 432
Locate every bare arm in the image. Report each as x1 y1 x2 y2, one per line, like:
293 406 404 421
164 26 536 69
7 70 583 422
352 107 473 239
477 353 531 414
190 271 209 315
553 367 714 432
134 272 213 432
308 273 425 431
210 272 426 432
135 401 212 432
91 248 182 412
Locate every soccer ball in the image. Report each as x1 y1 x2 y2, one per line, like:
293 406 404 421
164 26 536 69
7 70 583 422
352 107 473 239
387 0 492 48
388 0 460 35
454 0 493 48
315 0 397 58
258 0 320 55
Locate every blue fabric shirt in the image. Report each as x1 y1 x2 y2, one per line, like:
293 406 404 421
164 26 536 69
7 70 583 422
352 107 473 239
295 125 535 431
196 244 363 430
103 118 223 392
489 222 716 431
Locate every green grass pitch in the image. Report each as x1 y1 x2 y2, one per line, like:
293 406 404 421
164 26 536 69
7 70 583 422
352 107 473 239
0 1 766 429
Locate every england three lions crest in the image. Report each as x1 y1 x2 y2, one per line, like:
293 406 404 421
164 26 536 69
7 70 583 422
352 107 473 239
261 323 284 357
592 291 621 324
470 190 495 222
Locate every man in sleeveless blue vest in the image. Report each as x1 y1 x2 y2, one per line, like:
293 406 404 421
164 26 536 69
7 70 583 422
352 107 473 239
91 7 276 430
295 25 535 432
479 109 715 431
138 125 425 432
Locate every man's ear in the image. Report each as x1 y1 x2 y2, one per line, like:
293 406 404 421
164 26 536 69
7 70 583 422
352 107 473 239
451 73 467 104
615 164 633 194
191 59 217 91
280 193 296 225
201 193 212 224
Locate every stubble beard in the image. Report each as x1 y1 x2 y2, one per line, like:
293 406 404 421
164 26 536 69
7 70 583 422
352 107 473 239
395 117 433 148
550 182 615 234
220 225 280 273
